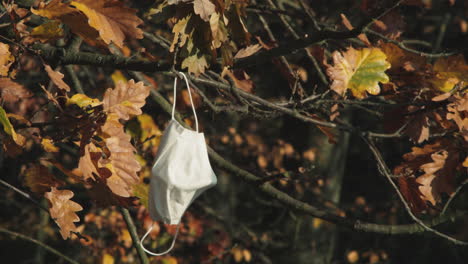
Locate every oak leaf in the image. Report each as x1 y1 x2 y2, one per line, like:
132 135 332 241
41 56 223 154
182 54 208 76
24 164 60 194
0 43 14 76
44 64 71 92
210 13 228 49
78 142 101 181
98 114 140 197
45 187 83 239
193 0 216 22
416 151 448 205
170 15 191 52
103 80 150 121
234 44 262 59
326 47 391 99
398 176 427 213
430 55 468 92
69 0 143 48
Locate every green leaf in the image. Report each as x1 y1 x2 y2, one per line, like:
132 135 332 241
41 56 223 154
327 47 391 99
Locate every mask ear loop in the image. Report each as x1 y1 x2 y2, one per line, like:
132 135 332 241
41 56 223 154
171 72 199 132
139 222 181 256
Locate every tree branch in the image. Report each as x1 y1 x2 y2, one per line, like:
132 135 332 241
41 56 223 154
130 71 466 237
35 44 171 72
0 227 80 264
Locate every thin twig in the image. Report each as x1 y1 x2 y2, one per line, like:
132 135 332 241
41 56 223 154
0 227 80 264
119 208 150 264
364 136 468 245
442 178 468 215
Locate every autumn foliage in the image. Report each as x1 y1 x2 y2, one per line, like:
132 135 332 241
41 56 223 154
0 0 468 263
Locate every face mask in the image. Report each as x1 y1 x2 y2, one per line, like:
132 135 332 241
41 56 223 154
139 72 217 256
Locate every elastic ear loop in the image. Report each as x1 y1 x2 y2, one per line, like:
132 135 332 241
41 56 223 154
171 72 199 132
139 222 181 256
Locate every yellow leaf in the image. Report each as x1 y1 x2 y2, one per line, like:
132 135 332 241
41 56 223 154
170 15 191 52
41 138 59 152
182 54 208 76
103 80 150 120
161 256 178 264
111 70 127 86
326 47 391 99
0 106 24 145
69 0 143 48
430 55 468 92
102 253 114 264
0 43 14 76
30 21 64 41
193 0 216 22
45 187 83 239
68 94 102 108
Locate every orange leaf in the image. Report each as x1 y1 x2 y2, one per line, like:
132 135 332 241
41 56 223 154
44 64 71 92
45 187 83 239
70 0 143 48
98 114 140 197
103 80 150 120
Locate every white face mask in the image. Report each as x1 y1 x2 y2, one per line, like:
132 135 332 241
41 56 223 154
140 72 217 256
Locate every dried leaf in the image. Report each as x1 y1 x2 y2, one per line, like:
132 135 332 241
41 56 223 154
0 78 31 103
30 21 64 42
69 0 143 48
44 64 71 92
222 68 254 93
340 14 370 46
234 44 262 59
210 13 228 49
68 93 102 108
182 54 208 76
41 138 59 152
404 113 429 143
0 43 14 76
24 164 60 194
170 15 191 52
99 114 140 197
193 0 216 22
416 151 448 205
78 142 101 181
326 47 391 99
430 55 468 92
45 187 83 239
398 176 427 213
103 80 150 120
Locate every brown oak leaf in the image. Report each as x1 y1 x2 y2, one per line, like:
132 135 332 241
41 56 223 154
23 164 61 194
398 176 427 213
70 0 143 48
45 187 83 239
193 0 216 22
416 150 448 205
44 64 71 92
103 80 150 120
